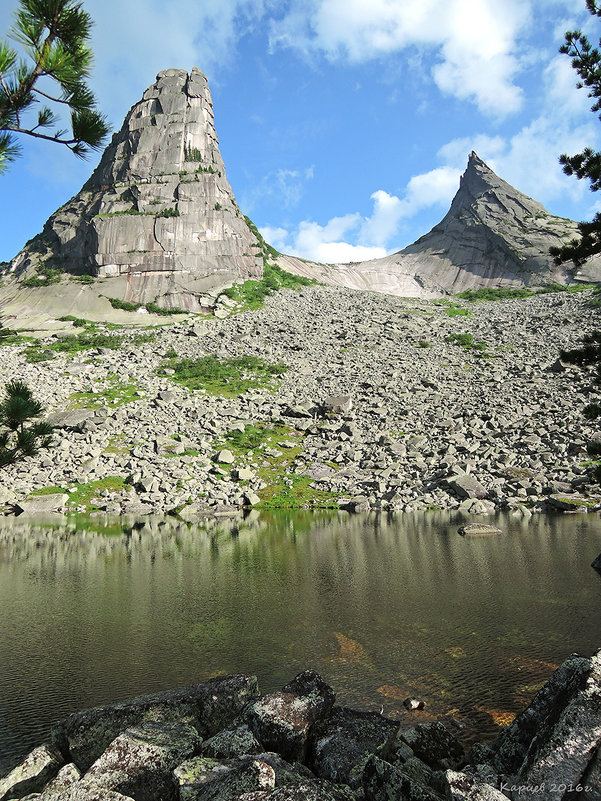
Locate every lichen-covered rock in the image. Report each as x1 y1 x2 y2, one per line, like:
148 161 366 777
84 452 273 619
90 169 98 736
309 707 399 787
38 763 81 797
175 752 315 801
0 744 63 801
82 720 200 801
235 781 357 801
441 770 509 800
397 721 465 770
200 725 263 759
362 755 440 801
244 670 335 762
51 675 258 771
173 756 275 801
47 783 136 801
491 652 594 774
508 649 601 801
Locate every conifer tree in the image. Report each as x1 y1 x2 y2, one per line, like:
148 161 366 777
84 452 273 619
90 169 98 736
0 0 109 174
0 380 53 467
551 0 601 266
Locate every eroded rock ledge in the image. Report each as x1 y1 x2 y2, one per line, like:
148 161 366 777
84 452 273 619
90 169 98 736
2 650 600 801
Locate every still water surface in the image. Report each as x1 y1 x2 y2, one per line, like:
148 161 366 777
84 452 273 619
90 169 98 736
1 510 600 772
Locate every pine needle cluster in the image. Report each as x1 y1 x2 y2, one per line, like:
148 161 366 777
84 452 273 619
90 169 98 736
0 0 109 173
0 380 53 467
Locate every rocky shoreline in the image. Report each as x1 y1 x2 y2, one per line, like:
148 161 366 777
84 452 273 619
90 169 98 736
1 648 600 801
1 284 601 517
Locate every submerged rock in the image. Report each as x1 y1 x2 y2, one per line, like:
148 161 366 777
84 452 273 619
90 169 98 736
457 524 503 536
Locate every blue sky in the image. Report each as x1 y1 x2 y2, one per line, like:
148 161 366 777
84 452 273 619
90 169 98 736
1 0 601 264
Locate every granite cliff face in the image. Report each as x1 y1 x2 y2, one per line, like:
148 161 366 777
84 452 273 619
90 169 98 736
280 152 590 296
9 68 263 311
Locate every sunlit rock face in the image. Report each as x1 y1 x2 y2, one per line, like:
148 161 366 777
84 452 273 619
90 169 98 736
9 68 263 310
279 152 594 297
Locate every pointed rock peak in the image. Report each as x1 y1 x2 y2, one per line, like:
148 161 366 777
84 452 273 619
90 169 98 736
9 66 264 307
458 151 504 197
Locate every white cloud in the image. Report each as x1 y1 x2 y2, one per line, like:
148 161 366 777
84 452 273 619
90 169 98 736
269 0 531 116
259 170 463 262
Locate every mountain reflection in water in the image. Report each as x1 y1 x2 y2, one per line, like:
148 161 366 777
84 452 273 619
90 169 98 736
1 509 600 772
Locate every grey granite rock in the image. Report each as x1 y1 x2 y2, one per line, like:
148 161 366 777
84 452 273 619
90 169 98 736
0 745 63 801
309 707 399 787
83 720 200 801
277 152 589 296
50 675 258 771
9 69 262 309
244 670 336 763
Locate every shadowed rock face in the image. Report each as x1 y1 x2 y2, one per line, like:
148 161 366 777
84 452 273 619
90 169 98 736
9 68 263 310
279 152 592 297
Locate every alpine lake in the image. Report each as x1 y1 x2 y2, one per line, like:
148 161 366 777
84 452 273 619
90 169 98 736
1 509 600 774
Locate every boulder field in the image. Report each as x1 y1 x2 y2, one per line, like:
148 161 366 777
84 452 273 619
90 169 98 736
1 284 600 517
1 649 600 801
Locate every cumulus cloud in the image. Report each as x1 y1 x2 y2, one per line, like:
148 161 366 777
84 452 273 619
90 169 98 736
269 0 531 116
258 168 462 263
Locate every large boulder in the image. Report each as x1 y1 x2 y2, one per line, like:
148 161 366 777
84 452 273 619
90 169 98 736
308 707 399 787
503 650 601 801
491 651 597 776
200 725 263 759
82 720 200 801
441 770 509 800
51 675 258 771
234 782 356 801
244 671 335 763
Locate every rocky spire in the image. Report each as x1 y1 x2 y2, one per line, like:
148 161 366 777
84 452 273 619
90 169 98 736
398 151 580 289
9 68 263 309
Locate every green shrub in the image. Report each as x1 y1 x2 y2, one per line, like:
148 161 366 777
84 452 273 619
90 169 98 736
21 264 62 287
445 332 487 354
107 297 142 312
145 301 186 316
156 208 179 218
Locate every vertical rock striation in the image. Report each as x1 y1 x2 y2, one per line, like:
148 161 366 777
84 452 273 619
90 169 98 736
9 68 263 310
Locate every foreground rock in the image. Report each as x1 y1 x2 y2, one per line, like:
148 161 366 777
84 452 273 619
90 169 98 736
3 648 600 801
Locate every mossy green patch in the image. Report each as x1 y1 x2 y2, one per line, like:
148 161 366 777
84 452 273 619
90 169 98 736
223 263 317 312
445 332 489 357
65 477 128 511
455 283 595 302
159 355 288 396
68 378 141 409
31 477 128 512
